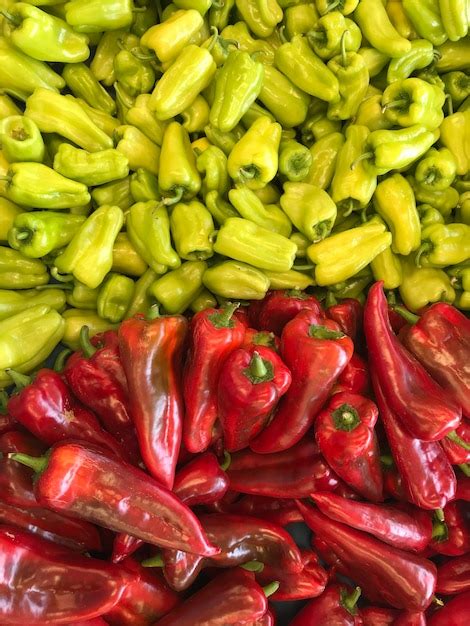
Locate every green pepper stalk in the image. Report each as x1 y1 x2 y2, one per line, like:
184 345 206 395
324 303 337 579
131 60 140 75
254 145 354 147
415 148 457 191
278 139 313 182
0 115 45 163
381 77 445 131
228 186 292 236
170 201 215 261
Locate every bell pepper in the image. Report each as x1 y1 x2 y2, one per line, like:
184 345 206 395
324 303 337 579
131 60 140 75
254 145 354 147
62 63 115 115
130 169 160 203
358 46 389 78
382 78 445 131
97 273 134 323
278 138 312 182
371 246 403 289
203 260 270 300
228 186 291 236
308 12 361 60
436 554 470 595
305 131 344 189
64 0 133 32
428 590 470 626
355 0 411 57
399 255 456 311
402 0 447 46
0 115 45 163
196 145 229 198
416 223 470 267
126 94 167 146
436 38 470 72
415 65 445 90
408 176 460 214
0 246 50 290
443 71 470 108
327 47 369 121
415 147 457 191
170 201 214 261
387 39 436 84
284 3 319 39
255 290 321 336
158 121 201 204
258 64 310 129
150 261 207 314
439 111 470 175
53 144 129 187
125 268 157 318
0 287 65 322
289 583 362 626
280 182 336 242
92 176 133 211
235 0 283 37
113 49 155 99
324 295 363 342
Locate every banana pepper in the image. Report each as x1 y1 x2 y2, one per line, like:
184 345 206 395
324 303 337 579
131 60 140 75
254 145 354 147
0 115 45 163
112 232 147 277
170 201 215 261
258 64 311 128
0 198 22 242
228 186 292 236
415 148 457 191
385 0 417 39
316 0 358 14
64 0 133 33
387 39 436 84
62 309 118 351
235 0 283 38
209 0 236 29
284 3 319 39
181 95 210 133
408 176 460 215
402 0 447 46
438 0 468 42
308 11 361 60
278 139 312 182
140 9 203 63
305 131 344 189
436 39 470 73
221 22 277 64
354 93 393 131
203 260 270 300
126 94 167 146
355 0 411 57
0 95 21 120
158 121 201 204
443 71 470 108
196 145 230 197
205 190 238 225
370 245 403 290
439 110 470 175
62 63 116 115
53 144 129 186
280 181 337 241
0 246 49 289
90 30 127 86
91 176 133 211
327 46 369 121
114 125 161 176
113 49 155 98
416 223 470 267
125 268 156 318
399 254 456 311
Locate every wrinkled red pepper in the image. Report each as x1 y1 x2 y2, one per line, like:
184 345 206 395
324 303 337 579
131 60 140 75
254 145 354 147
364 282 461 441
241 328 281 352
218 345 291 452
257 289 322 336
119 310 188 488
428 590 470 625
326 294 363 343
430 500 470 556
440 419 470 465
333 352 370 395
288 583 363 626
252 310 353 453
436 554 470 595
360 606 399 626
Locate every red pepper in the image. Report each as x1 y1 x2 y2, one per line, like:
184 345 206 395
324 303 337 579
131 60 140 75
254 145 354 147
0 429 47 455
361 606 399 626
383 463 407 501
119 309 188 488
0 390 16 434
227 438 339 498
333 352 370 395
223 495 303 526
65 620 109 625
364 282 462 441
428 590 470 625
430 500 470 556
372 372 456 510
183 303 246 454
252 310 354 453
314 392 383 501
297 500 437 610
288 583 363 626
257 289 322 336
218 345 292 452
254 609 276 626
0 525 133 624
440 419 470 465
6 369 125 458
326 294 363 342
436 554 470 595
241 328 281 352
311 492 432 553
455 473 470 501
64 328 140 464
10 441 219 556
393 613 426 626
155 568 271 626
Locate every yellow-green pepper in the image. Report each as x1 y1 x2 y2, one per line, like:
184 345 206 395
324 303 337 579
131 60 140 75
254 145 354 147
125 267 157 318
140 9 204 63
170 200 215 261
126 95 167 146
112 232 148 277
158 121 201 204
382 78 445 131
415 148 457 191
416 223 470 267
0 198 22 242
205 190 239 225
91 176 133 211
53 144 129 186
278 139 313 182
150 260 207 314
399 254 456 311
97 272 135 323
0 115 45 163
114 125 160 177
196 145 229 197
0 287 66 321
63 63 116 115
355 0 411 57
64 0 133 33
228 186 292 236
439 111 470 176
370 245 403 289
62 308 118 351
304 131 344 189
235 0 283 38
280 181 337 241
0 246 49 289
258 64 311 128
203 260 270 300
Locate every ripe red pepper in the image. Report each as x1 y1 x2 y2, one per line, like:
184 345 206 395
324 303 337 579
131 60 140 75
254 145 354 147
241 328 281 351
0 429 47 455
361 606 398 626
326 294 364 342
298 501 437 611
223 495 303 526
314 392 383 501
10 441 219 557
364 282 462 441
119 310 188 488
256 289 322 336
440 419 470 464
456 473 470 500
372 372 456 510
430 500 470 556
64 328 140 464
6 369 124 458
311 492 432 553
252 310 354 453
183 303 246 454
394 613 426 626
436 554 470 595
255 609 276 626
227 438 339 498
288 583 363 626
333 352 370 395
218 345 292 452
0 526 133 624
428 590 470 625
0 390 16 434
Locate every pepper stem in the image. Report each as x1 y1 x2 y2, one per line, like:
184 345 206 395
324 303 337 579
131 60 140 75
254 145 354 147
326 0 341 10
220 450 231 471
0 9 21 26
146 304 161 320
415 242 432 268
459 463 470 477
332 403 361 431
79 325 97 359
313 220 332 242
141 554 164 567
380 454 394 468
423 170 437 185
5 369 31 390
50 267 74 283
445 93 453 116
446 430 470 451
435 508 445 522
15 229 32 241
208 302 239 329
8 452 47 474
205 26 219 52
350 152 373 171
340 30 348 67
340 586 361 615
263 582 280 598
391 305 420 325
54 349 72 373
309 325 345 340
130 46 157 61
163 187 184 206
243 352 274 384
325 291 338 308
278 24 288 44
241 561 264 572
0 390 8 414
239 165 259 181
381 99 409 112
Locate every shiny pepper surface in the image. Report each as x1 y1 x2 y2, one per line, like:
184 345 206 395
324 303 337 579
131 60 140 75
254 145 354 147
158 122 201 204
280 182 337 242
235 0 283 38
53 144 129 186
382 78 445 131
327 49 369 121
64 0 133 33
0 247 48 289
355 0 411 57
416 223 470 268
140 10 203 64
0 115 45 163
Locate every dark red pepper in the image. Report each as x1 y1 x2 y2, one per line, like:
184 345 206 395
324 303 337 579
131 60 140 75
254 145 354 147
455 473 470 501
440 419 470 465
428 590 470 625
251 310 354 453
326 294 363 342
364 282 461 441
0 428 47 455
297 500 437 611
223 495 303 526
436 554 470 595
241 328 280 352
65 620 109 625
314 392 383 501
288 583 363 626
333 352 370 395
119 309 188 488
393 613 426 626
430 500 470 556
0 389 16 434
183 303 246 454
383 463 407 501
360 606 398 626
257 289 322 336
218 345 292 452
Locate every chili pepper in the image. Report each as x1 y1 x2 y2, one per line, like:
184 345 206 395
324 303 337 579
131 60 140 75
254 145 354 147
416 223 470 268
0 198 22 244
428 590 470 625
224 495 303 526
0 94 21 121
280 182 337 242
158 121 201 204
151 261 207 313
327 269 373 300
125 97 166 147
0 114 44 163
436 554 470 595
124 267 156 318
256 290 322 336
53 144 129 187
289 583 362 626
382 78 445 131
409 177 460 215
370 246 401 291
354 93 392 132
438 0 468 41
301 111 342 145
64 0 133 32
418 203 446 227
203 124 241 156
62 309 118 351
386 0 418 38
140 9 202 63
258 64 311 128
170 201 215 261
399 254 456 312
91 176 133 211
430 500 470 556
355 0 411 57
358 46 389 78
228 186 291 237
361 606 398 626
415 148 457 192
304 131 344 189
264 268 314 291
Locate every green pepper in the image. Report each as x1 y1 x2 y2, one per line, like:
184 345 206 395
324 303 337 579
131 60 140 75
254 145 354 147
190 287 218 313
0 94 21 121
382 78 445 131
114 125 160 177
278 139 312 182
64 0 133 32
141 9 203 63
221 22 276 64
66 281 99 309
308 11 361 60
150 260 207 314
203 259 270 300
402 0 447 46
227 116 282 189
0 198 22 242
202 124 239 155
443 72 470 109
407 176 460 215
125 94 167 146
205 190 239 225
54 205 124 289
89 30 138 87
196 145 229 197
0 287 66 321
62 63 116 116
436 39 470 73
170 200 214 261
387 39 436 84
129 168 160 203
235 0 283 37
357 47 389 78
327 46 369 121
0 115 45 163
289 231 310 258
97 272 134 323
415 148 457 191
439 111 470 175
112 232 147 277
386 0 417 39
53 144 128 187
0 244 49 289
418 204 445 227
280 181 337 241
180 95 210 133
173 0 214 15
316 0 358 14
438 0 468 41
456 192 470 224
124 267 156 317
447 263 470 291
131 0 158 36
354 94 393 131
370 245 403 289
158 121 201 204
304 131 344 189
253 184 281 205
209 0 235 28
264 268 315 290
91 176 133 211
454 290 470 310
1 162 90 209
258 65 310 129
399 254 456 312
285 3 319 39
416 223 470 268
240 102 275 130
228 186 292 236
62 308 118 351
355 0 411 58
72 99 119 139
214 216 297 272
113 49 155 98
300 111 341 145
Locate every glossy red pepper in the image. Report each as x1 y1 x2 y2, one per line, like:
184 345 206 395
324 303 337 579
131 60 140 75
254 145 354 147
383 463 407 501
440 419 470 464
333 352 370 395
256 289 322 336
314 392 383 501
119 310 188 488
430 500 470 556
394 613 426 626
311 492 432 553
455 473 470 500
218 345 292 452
223 495 303 526
297 501 437 611
227 438 339 498
0 429 47 455
252 310 354 453
360 606 398 626
241 328 281 352
0 526 133 625
10 441 219 556
326 295 364 343
436 554 470 595
288 583 363 626
372 372 456 510
428 590 470 625
364 282 462 441
183 303 246 454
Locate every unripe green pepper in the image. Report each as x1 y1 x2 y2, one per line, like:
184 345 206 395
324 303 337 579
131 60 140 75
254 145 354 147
62 309 118 351
456 192 470 225
221 21 276 64
203 260 270 300
443 71 470 108
228 186 292 236
53 144 129 187
73 99 120 139
278 139 312 182
209 0 235 29
418 204 445 227
407 176 460 215
280 182 337 242
181 95 210 133
264 269 315 290
150 260 207 314
62 63 116 116
0 287 66 321
196 145 229 197
158 121 201 204
439 111 470 176
415 148 457 191
304 131 344 189
438 0 468 42
235 0 283 38
258 65 311 128
205 190 238 225
402 0 447 46
0 198 22 243
91 177 133 211
170 201 215 261
0 246 49 289
0 95 21 121
173 0 213 15
112 232 148 277
354 94 393 131
436 39 470 73
126 94 167 146
125 268 157 318
97 272 135 323
382 78 445 131
113 49 155 98
0 115 45 163
284 3 319 39
114 125 160 177
190 287 217 313
204 124 244 156
399 254 455 312
130 169 160 203
90 30 133 87
316 0 358 15
355 0 411 57
308 11 361 60
64 0 133 33
387 39 436 84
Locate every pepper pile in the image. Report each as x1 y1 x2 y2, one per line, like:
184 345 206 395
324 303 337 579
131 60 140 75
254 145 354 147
0 282 469 624
0 0 470 382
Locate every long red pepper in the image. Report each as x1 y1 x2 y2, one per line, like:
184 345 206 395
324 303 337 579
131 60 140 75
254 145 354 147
119 310 188 489
364 281 461 441
10 441 219 556
311 492 432 552
333 352 370 395
436 554 470 595
430 500 470 556
288 583 363 626
252 310 353 453
297 500 437 610
256 289 322 336
428 590 470 625
183 303 246 453
360 606 399 626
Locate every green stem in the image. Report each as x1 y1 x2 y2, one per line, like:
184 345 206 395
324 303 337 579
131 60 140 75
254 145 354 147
141 554 164 567
309 325 345 340
205 26 219 53
163 187 184 206
130 46 157 61
341 586 361 615
0 390 8 414
79 325 96 359
392 305 420 325
278 24 288 44
5 369 31 390
239 165 259 181
50 267 74 283
208 302 239 329
332 403 361 432
459 463 470 477
447 430 470 451
263 582 280 598
0 9 21 26
435 508 445 522
340 29 348 67
415 242 432 268
34 283 73 291
146 304 161 320
325 291 338 308
381 98 409 112
250 352 268 378
241 561 265 572
350 152 373 171
15 229 31 241
53 349 72 372
9 452 47 474
220 450 231 471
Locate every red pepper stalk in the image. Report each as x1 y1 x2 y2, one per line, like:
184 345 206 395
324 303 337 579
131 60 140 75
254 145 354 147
314 392 383 501
119 307 188 489
218 346 292 452
325 293 364 343
256 289 322 336
183 303 246 454
428 590 470 625
9 441 219 557
440 418 470 465
436 553 470 595
333 352 370 395
360 606 399 626
297 500 437 611
241 328 281 352
430 500 470 556
251 310 354 453
288 583 363 626
364 281 462 441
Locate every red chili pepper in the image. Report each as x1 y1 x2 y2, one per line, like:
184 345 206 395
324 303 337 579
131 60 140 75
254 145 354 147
0 390 16 434
6 369 125 458
372 372 456 510
0 525 133 624
10 441 219 557
288 583 363 626
223 495 303 526
252 310 354 453
393 612 426 626
360 606 399 626
241 328 281 352
227 439 339 498
333 352 370 395
314 392 383 501
326 295 363 342
218 345 292 452
440 419 470 465
311 492 432 553
428 590 470 625
436 554 470 595
257 289 322 336
182 303 246 454
364 282 462 441
119 309 188 488
297 500 437 610
430 500 470 556
64 328 140 464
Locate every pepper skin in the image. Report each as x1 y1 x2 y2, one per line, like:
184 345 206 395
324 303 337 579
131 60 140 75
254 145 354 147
289 583 362 626
333 352 369 395
382 78 445 131
53 144 129 186
91 274 132 323
439 111 470 176
355 0 411 57
415 147 457 191
258 64 311 128
170 201 215 261
158 121 201 204
228 186 291 236
399 255 456 312
63 63 115 115
278 139 312 182
361 606 398 626
430 500 470 557
387 39 436 84
325 296 363 342
436 554 470 595
327 49 369 121
428 590 470 625
64 0 133 32
150 261 207 314
417 223 470 268
280 182 337 242
0 114 45 163
197 146 229 198
256 290 322 336
402 0 448 46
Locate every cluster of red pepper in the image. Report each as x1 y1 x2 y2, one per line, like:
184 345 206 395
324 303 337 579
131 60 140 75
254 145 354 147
0 281 469 624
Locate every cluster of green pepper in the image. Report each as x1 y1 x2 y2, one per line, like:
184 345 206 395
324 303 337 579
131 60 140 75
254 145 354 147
0 0 469 383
